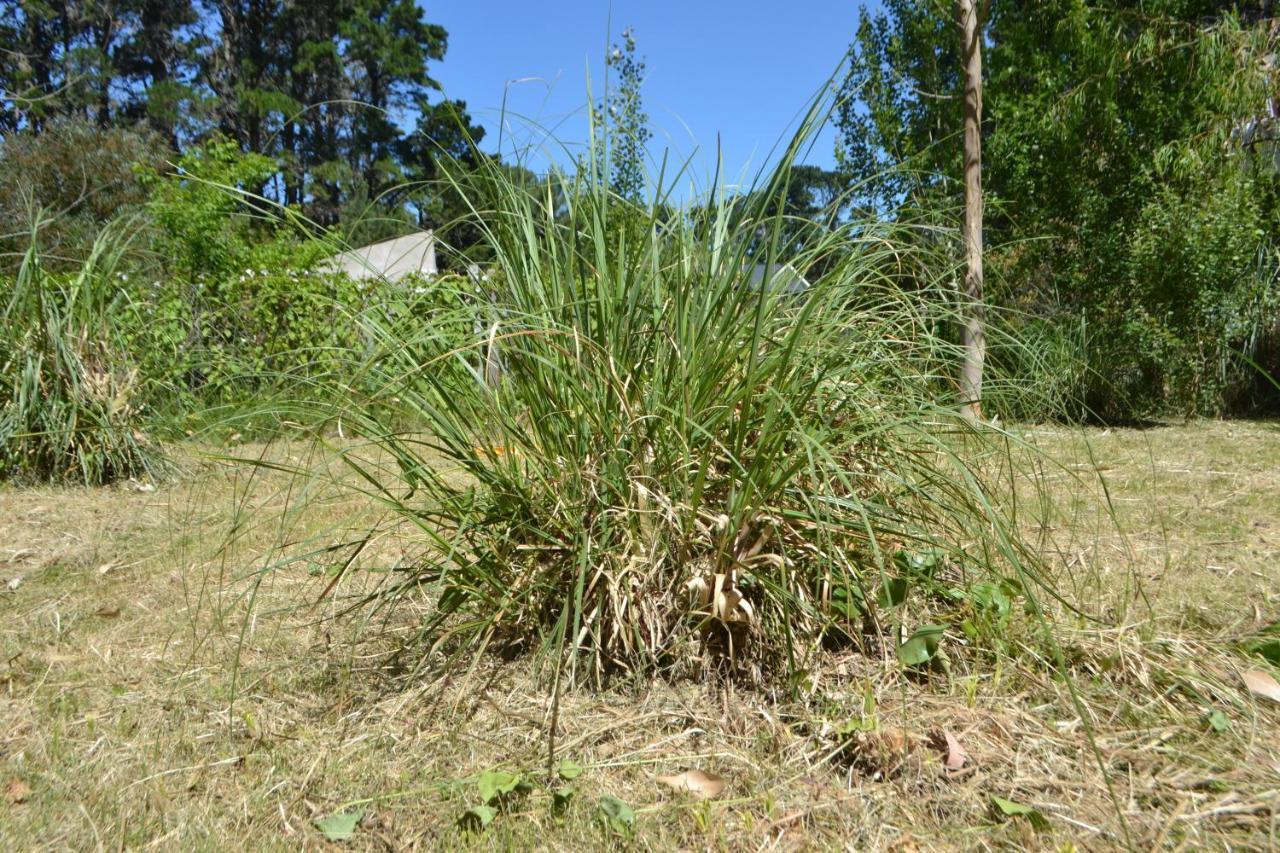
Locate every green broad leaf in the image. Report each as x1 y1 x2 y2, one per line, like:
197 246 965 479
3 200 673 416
477 769 521 803
893 548 943 578
969 581 1011 615
829 584 864 620
314 807 364 841
876 577 909 609
598 795 635 832
557 758 584 780
459 804 497 830
552 785 575 815
1207 709 1230 732
835 716 876 736
990 795 1049 831
1244 637 1280 666
897 624 945 667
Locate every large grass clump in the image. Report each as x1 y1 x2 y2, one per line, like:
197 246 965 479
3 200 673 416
318 135 1055 687
0 214 159 485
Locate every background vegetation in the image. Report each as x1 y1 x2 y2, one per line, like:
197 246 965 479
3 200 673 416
3 1 1277 437
836 0 1280 419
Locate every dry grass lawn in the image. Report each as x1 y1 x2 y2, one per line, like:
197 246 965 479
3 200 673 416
1 421 1278 850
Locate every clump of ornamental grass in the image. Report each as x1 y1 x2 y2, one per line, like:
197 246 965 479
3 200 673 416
0 213 159 485
310 125 1059 688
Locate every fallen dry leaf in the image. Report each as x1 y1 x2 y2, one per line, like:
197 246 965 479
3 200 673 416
1244 669 1280 704
875 727 917 753
656 769 726 799
5 778 30 804
943 729 966 771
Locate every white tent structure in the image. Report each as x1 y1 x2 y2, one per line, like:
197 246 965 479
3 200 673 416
325 230 437 281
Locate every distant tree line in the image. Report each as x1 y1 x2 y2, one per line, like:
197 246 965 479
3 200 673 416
1 0 484 232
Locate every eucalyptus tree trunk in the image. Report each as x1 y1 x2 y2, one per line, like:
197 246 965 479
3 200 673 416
956 0 986 421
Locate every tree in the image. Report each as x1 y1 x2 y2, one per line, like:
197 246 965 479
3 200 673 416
835 1 1280 418
2 1 486 237
202 0 484 228
956 0 985 420
340 0 447 200
114 0 203 146
712 164 847 265
0 0 202 136
0 117 167 270
833 0 962 214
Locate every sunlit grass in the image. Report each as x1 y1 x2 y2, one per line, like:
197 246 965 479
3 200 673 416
0 211 160 485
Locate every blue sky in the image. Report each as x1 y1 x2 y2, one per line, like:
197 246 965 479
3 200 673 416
426 2 873 193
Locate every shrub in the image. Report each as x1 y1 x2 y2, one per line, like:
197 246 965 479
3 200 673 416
1122 171 1280 417
135 139 371 416
126 241 365 407
0 214 159 485
0 118 168 274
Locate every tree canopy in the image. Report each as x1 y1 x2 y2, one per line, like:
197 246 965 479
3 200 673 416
1 0 484 232
835 0 1280 418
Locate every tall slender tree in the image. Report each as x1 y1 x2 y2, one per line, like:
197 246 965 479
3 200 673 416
956 0 985 420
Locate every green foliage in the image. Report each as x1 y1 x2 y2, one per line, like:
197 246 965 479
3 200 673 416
1123 169 1279 414
1206 709 1231 732
1242 623 1280 666
591 26 652 202
128 139 394 414
556 759 584 781
314 808 364 841
834 0 961 213
459 804 497 830
596 795 636 835
0 0 202 137
459 765 570 831
0 118 168 272
145 138 277 281
3 0 483 233
476 769 526 804
836 2 1280 418
990 794 1050 831
897 624 945 667
0 214 159 485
